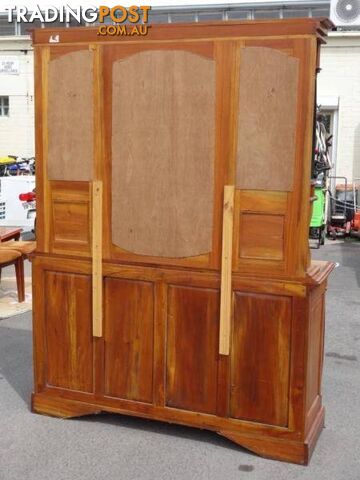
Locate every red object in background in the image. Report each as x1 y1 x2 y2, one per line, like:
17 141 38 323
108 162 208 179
353 212 360 232
19 192 36 202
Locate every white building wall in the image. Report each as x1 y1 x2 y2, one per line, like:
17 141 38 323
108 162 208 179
0 29 359 187
0 39 34 158
318 33 360 183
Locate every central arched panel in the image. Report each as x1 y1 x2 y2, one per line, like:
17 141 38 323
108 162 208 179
111 50 216 258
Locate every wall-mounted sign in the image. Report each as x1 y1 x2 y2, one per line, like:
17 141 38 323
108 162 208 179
0 57 20 75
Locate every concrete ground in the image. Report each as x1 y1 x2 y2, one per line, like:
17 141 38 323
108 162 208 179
0 241 359 480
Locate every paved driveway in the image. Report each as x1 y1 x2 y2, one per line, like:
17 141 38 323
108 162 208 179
0 241 359 480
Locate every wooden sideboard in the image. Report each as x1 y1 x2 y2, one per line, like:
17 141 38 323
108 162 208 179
31 18 334 465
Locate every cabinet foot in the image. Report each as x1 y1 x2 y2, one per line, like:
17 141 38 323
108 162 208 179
32 393 101 419
219 408 325 465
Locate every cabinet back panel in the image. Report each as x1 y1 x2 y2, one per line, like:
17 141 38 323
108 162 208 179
166 285 219 414
47 49 93 181
44 271 93 392
230 292 291 426
104 278 154 403
236 47 299 191
111 50 215 258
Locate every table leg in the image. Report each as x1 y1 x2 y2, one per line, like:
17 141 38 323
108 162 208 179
15 257 25 303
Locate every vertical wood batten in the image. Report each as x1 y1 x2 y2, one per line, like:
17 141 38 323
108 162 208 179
219 185 235 355
92 180 103 338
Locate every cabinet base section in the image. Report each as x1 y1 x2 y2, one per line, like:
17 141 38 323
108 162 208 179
31 393 101 418
31 392 325 465
220 406 324 465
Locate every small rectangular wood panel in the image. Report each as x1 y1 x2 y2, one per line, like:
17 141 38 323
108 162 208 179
166 285 220 414
104 278 154 403
44 271 93 393
231 292 291 426
31 18 334 465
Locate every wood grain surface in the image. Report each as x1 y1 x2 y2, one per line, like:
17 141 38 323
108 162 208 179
239 213 285 260
92 180 103 338
104 278 154 403
111 49 215 258
47 49 93 181
32 20 334 465
219 185 235 355
44 271 94 392
230 292 291 426
166 285 220 414
236 47 299 191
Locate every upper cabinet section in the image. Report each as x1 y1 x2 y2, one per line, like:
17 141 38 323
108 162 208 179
236 47 299 192
34 19 331 276
111 50 216 259
47 48 94 182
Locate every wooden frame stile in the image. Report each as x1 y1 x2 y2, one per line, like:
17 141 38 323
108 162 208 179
92 43 106 399
31 45 50 402
36 47 51 252
286 36 318 278
215 39 240 417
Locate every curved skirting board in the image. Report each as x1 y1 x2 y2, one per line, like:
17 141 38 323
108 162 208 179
31 392 325 465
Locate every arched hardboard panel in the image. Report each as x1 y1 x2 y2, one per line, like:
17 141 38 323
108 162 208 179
236 47 299 191
111 50 216 258
47 50 93 181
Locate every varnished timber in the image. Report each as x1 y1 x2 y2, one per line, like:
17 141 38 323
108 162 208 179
32 18 333 46
32 19 334 465
219 185 235 355
92 180 103 338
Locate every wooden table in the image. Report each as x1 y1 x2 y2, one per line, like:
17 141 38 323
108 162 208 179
0 227 22 242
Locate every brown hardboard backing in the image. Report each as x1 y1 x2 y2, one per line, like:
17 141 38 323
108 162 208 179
111 50 216 258
236 47 299 191
47 50 93 181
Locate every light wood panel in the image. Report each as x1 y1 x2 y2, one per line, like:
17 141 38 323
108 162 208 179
111 49 215 258
236 47 299 191
166 285 219 414
92 181 103 338
44 271 93 392
230 292 291 426
219 185 235 355
104 278 154 403
47 49 93 181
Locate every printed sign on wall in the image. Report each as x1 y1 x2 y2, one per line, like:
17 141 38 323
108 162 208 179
0 57 20 75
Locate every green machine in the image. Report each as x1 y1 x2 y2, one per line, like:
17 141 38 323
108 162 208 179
309 183 326 248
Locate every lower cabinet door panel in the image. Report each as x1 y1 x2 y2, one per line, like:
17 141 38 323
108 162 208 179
44 271 94 392
230 292 292 427
166 285 220 414
104 278 154 403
